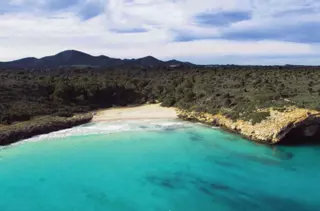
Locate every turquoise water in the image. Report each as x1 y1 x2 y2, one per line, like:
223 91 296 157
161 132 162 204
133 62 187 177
0 120 319 211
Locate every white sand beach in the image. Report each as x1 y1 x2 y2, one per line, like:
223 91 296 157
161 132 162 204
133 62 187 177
92 104 178 122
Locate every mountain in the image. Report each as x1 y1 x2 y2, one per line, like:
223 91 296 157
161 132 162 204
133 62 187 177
0 50 193 69
165 59 193 66
0 57 39 68
129 56 163 66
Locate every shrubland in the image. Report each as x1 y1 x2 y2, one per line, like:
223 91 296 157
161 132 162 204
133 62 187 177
1 65 320 125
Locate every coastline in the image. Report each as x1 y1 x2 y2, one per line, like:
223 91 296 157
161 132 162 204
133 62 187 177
0 114 93 146
177 107 320 145
1 103 320 146
0 104 178 146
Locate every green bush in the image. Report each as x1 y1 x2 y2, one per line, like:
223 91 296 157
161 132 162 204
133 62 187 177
244 111 271 125
161 97 176 107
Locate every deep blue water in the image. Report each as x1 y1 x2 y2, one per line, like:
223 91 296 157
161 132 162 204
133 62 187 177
0 120 319 211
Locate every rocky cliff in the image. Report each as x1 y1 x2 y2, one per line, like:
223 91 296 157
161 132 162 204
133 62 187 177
177 107 320 144
0 113 93 146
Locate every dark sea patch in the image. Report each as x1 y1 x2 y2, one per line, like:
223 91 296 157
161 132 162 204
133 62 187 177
210 182 232 191
192 176 241 195
217 131 241 142
154 124 162 129
82 188 109 203
144 169 315 211
155 128 176 135
139 126 148 129
145 174 186 190
228 151 281 166
163 127 177 132
271 147 294 160
195 179 318 211
146 171 246 200
154 124 189 134
207 152 296 173
246 193 319 211
189 134 204 142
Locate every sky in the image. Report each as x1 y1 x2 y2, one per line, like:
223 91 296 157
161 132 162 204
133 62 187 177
0 0 320 65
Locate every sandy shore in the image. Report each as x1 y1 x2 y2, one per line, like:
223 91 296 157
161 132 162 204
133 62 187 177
92 104 178 122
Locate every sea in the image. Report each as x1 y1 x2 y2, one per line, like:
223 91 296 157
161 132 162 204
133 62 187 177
0 120 319 211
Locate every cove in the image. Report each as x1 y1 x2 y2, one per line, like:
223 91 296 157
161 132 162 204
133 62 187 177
0 120 319 211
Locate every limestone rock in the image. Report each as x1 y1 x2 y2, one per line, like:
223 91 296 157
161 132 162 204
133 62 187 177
177 107 320 144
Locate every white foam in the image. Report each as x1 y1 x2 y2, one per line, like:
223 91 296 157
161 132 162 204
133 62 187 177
193 122 219 129
24 120 190 143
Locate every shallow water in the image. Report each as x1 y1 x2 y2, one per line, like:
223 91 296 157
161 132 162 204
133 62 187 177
0 120 319 211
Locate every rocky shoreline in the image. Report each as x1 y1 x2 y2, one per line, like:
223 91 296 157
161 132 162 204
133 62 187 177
0 114 93 146
177 107 320 145
1 105 320 146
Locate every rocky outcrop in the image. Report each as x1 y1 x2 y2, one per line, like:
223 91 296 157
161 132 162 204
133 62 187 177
0 114 93 146
177 107 320 144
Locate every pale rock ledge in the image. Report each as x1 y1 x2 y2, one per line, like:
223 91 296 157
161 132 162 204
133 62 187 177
177 107 320 144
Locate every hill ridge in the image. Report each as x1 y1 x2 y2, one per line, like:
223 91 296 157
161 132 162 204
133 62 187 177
0 50 193 69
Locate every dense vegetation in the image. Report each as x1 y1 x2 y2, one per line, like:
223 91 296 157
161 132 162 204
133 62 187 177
1 65 320 125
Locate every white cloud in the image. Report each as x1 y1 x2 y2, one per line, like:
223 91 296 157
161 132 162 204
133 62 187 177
0 0 320 64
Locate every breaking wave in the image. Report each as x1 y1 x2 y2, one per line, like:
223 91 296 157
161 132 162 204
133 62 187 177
25 120 191 142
